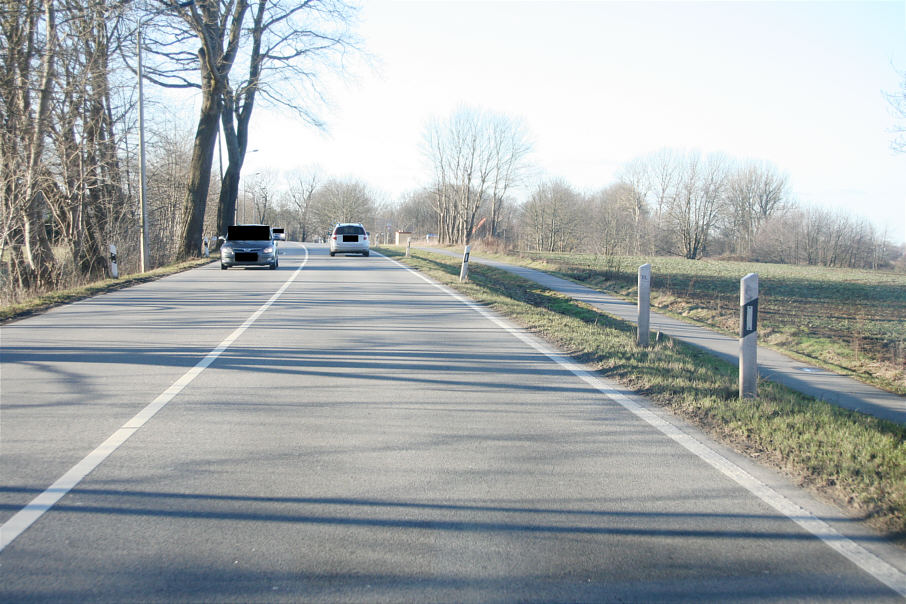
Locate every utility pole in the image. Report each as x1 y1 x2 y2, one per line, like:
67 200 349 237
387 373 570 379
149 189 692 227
137 24 150 272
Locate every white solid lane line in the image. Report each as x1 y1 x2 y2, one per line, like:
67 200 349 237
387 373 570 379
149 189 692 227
0 247 309 552
377 250 906 598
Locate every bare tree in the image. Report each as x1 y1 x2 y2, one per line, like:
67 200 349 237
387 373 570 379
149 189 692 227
486 113 532 238
145 123 193 263
520 179 582 253
246 170 277 224
395 189 437 237
620 149 681 255
1 0 134 298
422 107 486 245
422 106 532 245
140 0 249 260
723 161 789 256
669 152 728 259
888 69 906 153
285 168 320 241
58 2 135 279
1 0 60 291
586 183 641 256
311 178 374 235
215 0 360 240
235 171 275 225
624 150 728 259
616 160 652 254
138 1 359 257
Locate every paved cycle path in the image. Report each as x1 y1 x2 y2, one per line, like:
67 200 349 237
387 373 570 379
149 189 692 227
420 247 906 425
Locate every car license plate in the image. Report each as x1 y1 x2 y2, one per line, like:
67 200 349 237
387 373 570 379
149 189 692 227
342 235 358 242
235 252 257 262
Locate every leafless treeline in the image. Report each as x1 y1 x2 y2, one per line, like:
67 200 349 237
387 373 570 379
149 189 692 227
518 150 899 270
407 116 899 269
406 110 898 270
221 141 899 272
231 169 378 243
1 0 136 300
4 4 899 308
1 0 357 303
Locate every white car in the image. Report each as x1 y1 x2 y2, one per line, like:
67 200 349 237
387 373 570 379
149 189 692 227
329 223 370 256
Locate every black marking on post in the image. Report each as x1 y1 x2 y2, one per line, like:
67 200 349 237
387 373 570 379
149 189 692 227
739 298 758 338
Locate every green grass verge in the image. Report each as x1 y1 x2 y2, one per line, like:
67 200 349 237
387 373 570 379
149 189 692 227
0 257 214 323
465 249 906 395
379 245 906 543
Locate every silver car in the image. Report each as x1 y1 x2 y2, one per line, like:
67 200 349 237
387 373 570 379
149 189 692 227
329 223 370 256
220 224 278 269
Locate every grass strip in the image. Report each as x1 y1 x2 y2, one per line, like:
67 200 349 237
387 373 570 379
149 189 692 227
380 246 906 544
503 251 906 396
1 258 214 323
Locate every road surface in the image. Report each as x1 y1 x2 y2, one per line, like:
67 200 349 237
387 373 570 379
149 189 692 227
1 243 903 602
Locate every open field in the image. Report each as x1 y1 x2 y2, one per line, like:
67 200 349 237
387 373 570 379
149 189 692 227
490 251 906 396
379 246 906 544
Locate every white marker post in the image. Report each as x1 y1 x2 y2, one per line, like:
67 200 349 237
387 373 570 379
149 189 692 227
460 245 471 282
739 273 759 399
406 237 411 258
109 244 118 279
638 263 651 347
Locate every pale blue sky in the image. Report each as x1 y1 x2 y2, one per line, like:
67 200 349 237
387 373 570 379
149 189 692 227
243 0 906 244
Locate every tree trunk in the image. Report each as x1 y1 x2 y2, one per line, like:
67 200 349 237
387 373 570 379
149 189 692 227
176 0 249 259
215 94 240 237
20 0 58 288
179 59 222 260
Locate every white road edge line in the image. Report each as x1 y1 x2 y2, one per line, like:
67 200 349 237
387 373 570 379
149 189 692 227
0 246 310 552
376 251 906 598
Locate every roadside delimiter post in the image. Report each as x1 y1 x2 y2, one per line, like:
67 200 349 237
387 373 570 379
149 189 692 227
406 237 411 257
637 263 651 347
109 244 118 279
460 245 471 282
739 273 759 399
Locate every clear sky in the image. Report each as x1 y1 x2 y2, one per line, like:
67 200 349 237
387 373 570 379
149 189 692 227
241 0 906 244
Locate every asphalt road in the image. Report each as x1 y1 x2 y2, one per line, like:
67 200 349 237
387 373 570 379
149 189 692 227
1 243 904 602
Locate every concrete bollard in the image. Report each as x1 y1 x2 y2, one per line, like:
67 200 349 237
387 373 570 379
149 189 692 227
739 273 759 398
638 263 651 347
460 245 471 282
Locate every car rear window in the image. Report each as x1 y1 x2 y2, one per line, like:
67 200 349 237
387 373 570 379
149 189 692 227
228 225 271 240
335 225 365 235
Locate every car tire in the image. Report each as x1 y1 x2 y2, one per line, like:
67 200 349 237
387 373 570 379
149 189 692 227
270 260 278 270
363 251 370 257
330 251 335 257
221 263 228 270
